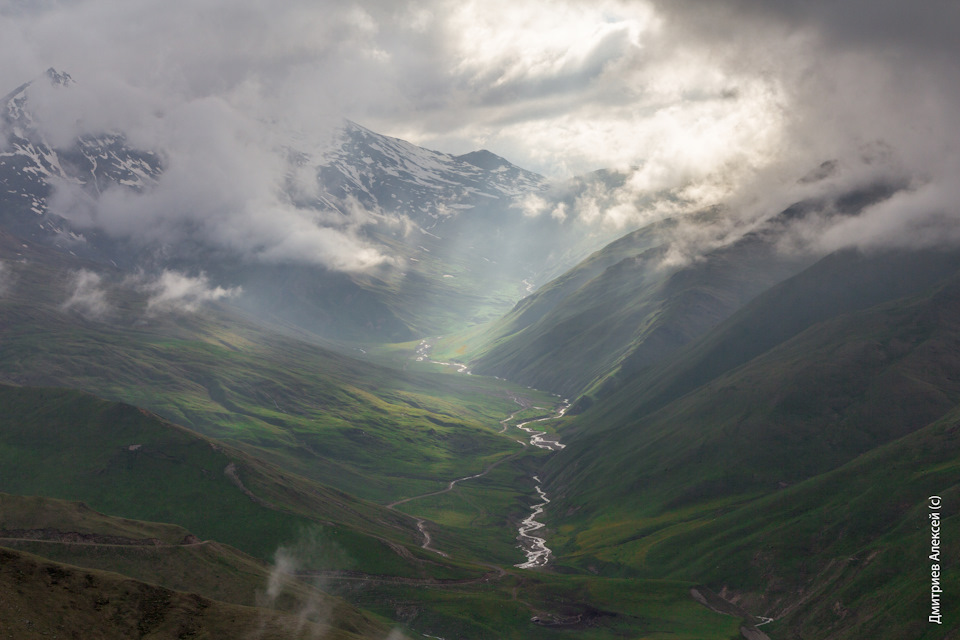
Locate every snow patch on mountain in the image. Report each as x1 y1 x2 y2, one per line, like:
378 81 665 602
0 69 550 277
307 120 548 224
0 68 163 237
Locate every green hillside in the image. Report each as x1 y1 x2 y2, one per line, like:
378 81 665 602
645 404 960 639
532 252 960 637
463 214 807 398
599 248 960 416
0 385 447 572
0 244 555 506
5 186 960 637
0 389 746 639
0 493 400 632
0 546 399 640
548 255 960 519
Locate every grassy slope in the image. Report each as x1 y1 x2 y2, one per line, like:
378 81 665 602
463 220 807 398
0 492 193 543
0 390 744 640
0 493 397 630
345 574 743 640
548 404 960 637
0 245 556 505
459 186 915 401
602 247 960 418
425 222 669 368
0 546 398 640
5 241 753 638
16 219 960 638
473 224 669 338
549 263 960 520
0 384 475 582
643 404 960 638
535 256 960 638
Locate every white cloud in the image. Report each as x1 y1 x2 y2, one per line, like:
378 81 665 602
61 269 110 319
43 93 392 272
815 177 960 254
134 270 241 314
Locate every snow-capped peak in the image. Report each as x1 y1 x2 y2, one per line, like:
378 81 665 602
308 120 548 223
45 68 75 87
0 70 163 240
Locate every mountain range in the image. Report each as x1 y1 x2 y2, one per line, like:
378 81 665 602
1 69 627 343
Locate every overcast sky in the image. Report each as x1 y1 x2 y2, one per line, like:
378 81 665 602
2 0 958 264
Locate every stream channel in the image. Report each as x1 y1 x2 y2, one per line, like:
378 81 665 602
511 404 568 568
413 340 568 568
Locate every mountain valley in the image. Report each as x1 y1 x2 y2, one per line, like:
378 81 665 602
1 63 957 640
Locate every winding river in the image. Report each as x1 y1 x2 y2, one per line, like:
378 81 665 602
415 340 471 373
515 476 553 568
412 339 569 568
508 403 568 568
513 402 569 451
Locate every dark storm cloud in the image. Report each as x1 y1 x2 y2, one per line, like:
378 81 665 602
659 0 960 52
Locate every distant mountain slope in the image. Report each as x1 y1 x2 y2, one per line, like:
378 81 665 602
466 179 910 400
315 121 547 226
0 69 163 255
472 222 670 343
2 69 621 341
467 214 809 397
604 247 960 418
548 250 960 514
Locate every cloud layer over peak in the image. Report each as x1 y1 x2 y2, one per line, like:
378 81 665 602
2 0 957 264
